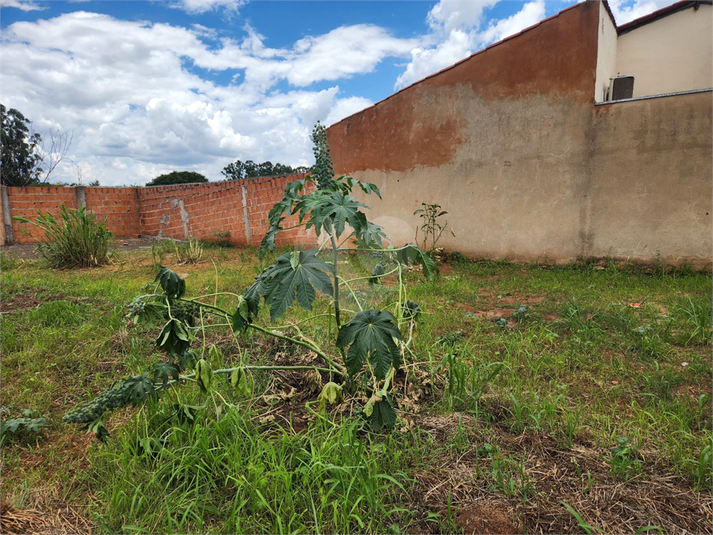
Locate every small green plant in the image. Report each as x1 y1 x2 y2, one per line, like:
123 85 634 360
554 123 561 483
0 407 47 445
511 305 530 324
13 204 112 268
209 229 232 247
174 236 203 264
609 436 643 481
678 295 712 345
150 238 173 270
414 202 454 253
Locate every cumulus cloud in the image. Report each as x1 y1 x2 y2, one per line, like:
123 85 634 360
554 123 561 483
395 29 472 89
477 0 545 46
396 0 547 89
0 0 43 11
608 0 677 24
325 96 374 126
0 11 402 185
427 0 499 33
170 0 246 14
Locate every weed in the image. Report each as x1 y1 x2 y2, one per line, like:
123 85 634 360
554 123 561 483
0 407 47 445
174 236 203 264
414 202 454 253
13 204 112 268
150 239 174 269
609 436 643 481
677 295 712 345
1 250 23 270
208 230 232 248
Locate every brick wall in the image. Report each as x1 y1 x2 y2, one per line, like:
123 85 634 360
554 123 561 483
86 187 142 239
5 186 79 243
2 174 318 248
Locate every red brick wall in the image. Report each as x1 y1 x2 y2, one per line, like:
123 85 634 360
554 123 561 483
137 174 316 247
2 175 318 249
86 187 142 239
7 186 78 243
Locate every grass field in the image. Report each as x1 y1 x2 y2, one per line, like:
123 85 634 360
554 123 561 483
1 243 711 534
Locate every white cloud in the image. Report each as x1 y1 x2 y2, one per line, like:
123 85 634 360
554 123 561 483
476 0 545 46
608 0 676 24
0 10 396 185
427 0 499 33
396 0 547 89
0 0 43 11
325 96 374 126
286 25 418 87
170 0 246 15
395 29 472 89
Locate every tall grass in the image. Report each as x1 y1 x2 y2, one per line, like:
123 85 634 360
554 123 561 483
90 406 415 534
14 204 113 268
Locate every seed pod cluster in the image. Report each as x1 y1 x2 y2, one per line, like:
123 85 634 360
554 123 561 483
63 380 130 424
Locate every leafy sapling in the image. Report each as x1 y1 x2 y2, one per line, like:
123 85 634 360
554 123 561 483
64 134 439 440
414 202 455 253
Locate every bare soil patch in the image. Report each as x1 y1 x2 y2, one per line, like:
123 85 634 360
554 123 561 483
405 413 713 534
1 236 159 261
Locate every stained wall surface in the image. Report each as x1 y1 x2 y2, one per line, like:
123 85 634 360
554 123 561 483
327 0 712 267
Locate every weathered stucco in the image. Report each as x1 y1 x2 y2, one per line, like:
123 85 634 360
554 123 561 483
327 1 712 268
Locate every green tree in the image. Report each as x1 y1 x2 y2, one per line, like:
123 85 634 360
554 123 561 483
146 171 208 186
311 122 334 189
221 159 305 181
1 104 42 187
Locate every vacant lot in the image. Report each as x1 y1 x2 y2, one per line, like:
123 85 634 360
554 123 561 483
1 244 711 534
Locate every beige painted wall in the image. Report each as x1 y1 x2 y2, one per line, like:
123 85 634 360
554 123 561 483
347 92 712 267
595 2 619 103
616 5 713 97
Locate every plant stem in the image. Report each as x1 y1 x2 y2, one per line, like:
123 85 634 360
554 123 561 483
248 323 347 375
330 232 341 328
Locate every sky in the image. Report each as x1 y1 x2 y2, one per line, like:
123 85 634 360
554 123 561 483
0 0 680 187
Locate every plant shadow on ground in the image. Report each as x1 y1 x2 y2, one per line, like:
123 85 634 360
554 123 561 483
1 246 711 534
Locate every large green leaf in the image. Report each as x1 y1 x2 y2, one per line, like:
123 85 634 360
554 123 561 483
156 318 194 355
231 295 252 332
401 245 439 281
127 298 166 328
356 219 387 248
151 361 180 387
259 222 282 262
367 393 396 431
298 190 368 239
124 373 158 406
155 266 186 298
336 309 402 380
259 250 334 321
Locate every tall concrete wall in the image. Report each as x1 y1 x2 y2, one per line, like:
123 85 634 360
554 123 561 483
326 1 712 268
588 92 712 266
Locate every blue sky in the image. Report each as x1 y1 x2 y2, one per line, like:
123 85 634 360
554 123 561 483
0 0 677 186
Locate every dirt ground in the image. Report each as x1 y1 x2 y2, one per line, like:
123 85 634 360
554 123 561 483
1 237 162 261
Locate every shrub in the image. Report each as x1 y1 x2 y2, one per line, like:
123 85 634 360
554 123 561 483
14 204 113 268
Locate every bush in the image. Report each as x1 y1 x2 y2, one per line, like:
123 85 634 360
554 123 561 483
15 204 113 268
